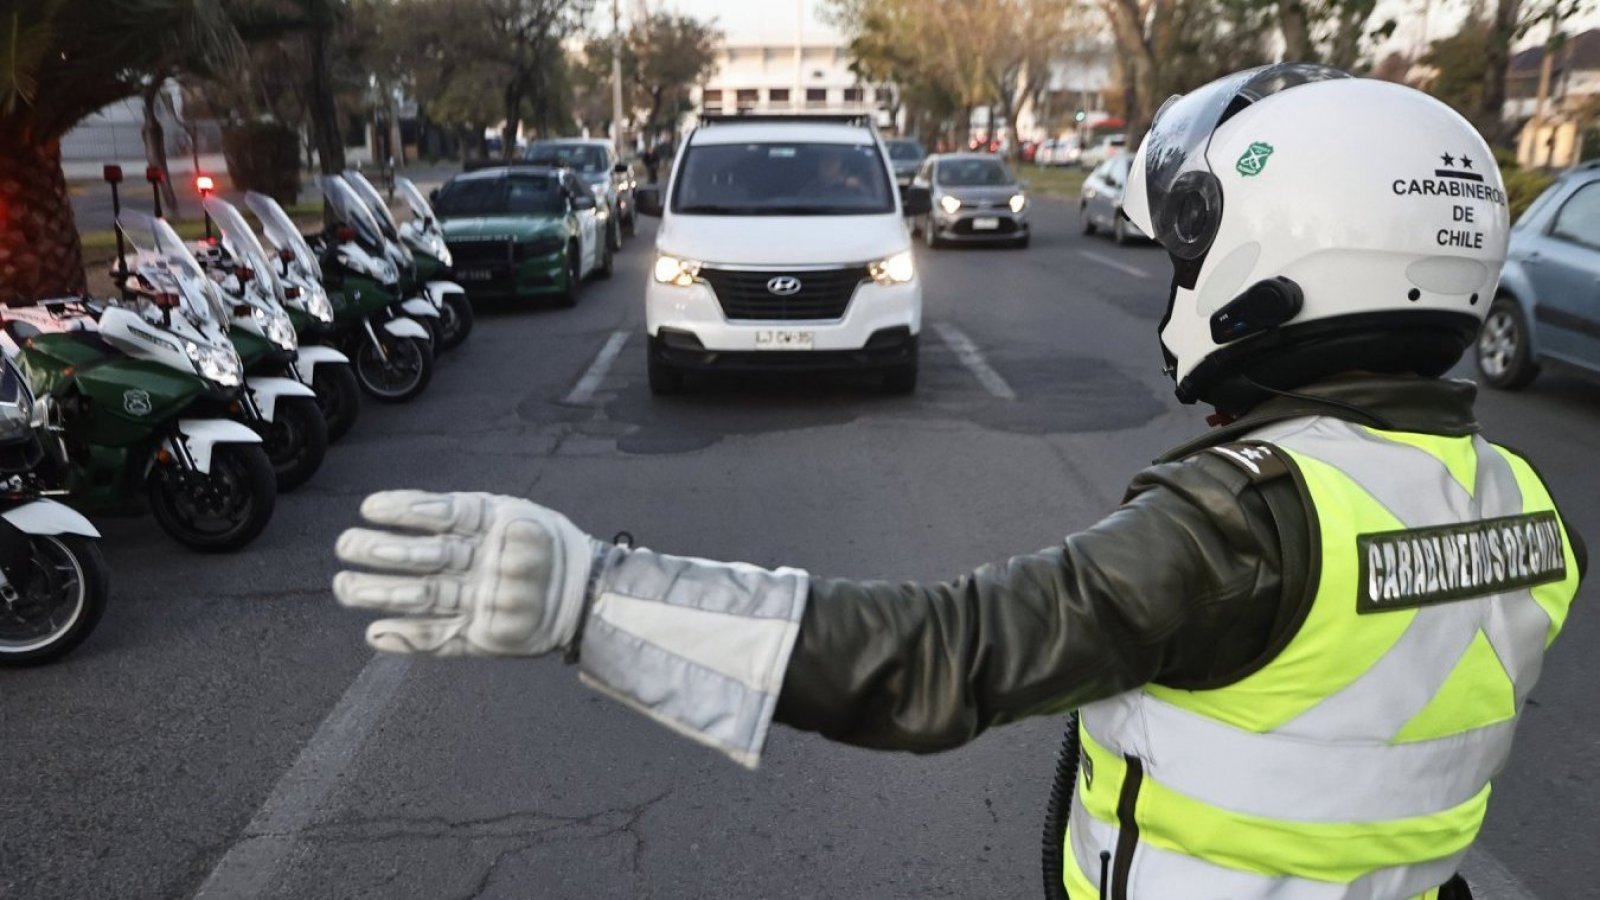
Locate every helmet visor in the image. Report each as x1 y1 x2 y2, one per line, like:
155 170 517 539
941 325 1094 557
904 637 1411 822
1141 64 1351 261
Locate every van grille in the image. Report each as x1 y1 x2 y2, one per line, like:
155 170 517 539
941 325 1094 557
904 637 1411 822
700 266 869 321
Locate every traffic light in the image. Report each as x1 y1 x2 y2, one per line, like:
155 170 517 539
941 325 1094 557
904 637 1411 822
1074 110 1086 123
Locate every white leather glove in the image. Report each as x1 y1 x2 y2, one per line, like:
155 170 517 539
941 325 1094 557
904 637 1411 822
333 490 599 657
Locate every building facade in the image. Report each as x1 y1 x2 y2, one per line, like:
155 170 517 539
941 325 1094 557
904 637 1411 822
690 39 897 128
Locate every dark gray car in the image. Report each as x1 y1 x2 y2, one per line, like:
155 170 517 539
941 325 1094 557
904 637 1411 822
885 138 926 187
1078 155 1149 245
1476 163 1600 389
911 153 1030 249
524 138 635 250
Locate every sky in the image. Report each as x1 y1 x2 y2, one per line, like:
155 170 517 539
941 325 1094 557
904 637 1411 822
605 0 1596 58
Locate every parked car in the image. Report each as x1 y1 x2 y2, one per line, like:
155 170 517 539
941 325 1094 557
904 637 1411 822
1041 135 1082 167
1079 155 1148 245
885 138 927 187
524 138 636 248
434 166 612 307
1078 133 1127 170
634 115 931 394
1476 163 1600 389
912 153 1030 249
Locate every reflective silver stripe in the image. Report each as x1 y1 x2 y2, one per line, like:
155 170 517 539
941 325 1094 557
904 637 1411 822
578 547 808 769
1082 698 1516 821
1068 798 1465 900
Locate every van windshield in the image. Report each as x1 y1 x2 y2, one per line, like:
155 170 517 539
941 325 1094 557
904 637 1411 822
671 142 895 216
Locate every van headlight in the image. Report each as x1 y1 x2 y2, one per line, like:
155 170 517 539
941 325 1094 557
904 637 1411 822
869 250 915 285
653 254 701 287
1009 193 1027 214
186 340 243 387
939 195 962 215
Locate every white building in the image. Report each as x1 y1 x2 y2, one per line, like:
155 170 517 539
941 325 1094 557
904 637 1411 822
690 38 897 128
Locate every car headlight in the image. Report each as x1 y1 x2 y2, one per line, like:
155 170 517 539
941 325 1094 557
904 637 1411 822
939 195 962 215
653 253 701 287
869 250 916 286
185 340 243 388
1009 193 1027 214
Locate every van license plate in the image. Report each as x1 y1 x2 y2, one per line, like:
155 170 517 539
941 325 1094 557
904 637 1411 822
756 330 814 350
973 217 1001 230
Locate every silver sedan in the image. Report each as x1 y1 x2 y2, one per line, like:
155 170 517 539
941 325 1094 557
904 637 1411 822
911 153 1031 249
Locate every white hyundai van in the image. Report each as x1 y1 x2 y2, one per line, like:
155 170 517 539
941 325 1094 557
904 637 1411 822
636 115 931 394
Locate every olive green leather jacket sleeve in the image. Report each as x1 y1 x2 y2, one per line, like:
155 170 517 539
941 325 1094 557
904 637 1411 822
773 452 1301 752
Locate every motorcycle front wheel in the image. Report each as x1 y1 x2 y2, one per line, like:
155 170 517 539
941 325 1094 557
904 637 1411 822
0 534 109 667
147 444 278 552
437 295 474 351
311 363 361 442
260 396 329 492
353 333 434 403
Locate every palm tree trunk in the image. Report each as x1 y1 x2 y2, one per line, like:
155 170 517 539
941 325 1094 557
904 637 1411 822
0 133 87 306
141 82 179 215
306 28 345 175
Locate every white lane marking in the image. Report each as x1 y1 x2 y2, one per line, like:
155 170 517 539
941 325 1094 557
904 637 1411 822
932 321 1017 400
1461 847 1542 900
564 329 632 405
1078 249 1151 280
193 655 412 899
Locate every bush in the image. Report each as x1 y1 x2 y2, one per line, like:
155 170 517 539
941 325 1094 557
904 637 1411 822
222 122 300 204
1500 160 1556 224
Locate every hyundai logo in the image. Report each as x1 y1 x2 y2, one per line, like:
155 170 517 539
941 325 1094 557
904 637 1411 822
767 276 803 296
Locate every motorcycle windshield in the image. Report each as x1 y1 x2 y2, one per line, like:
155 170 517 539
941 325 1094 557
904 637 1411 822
205 196 282 299
119 209 231 327
245 191 322 282
343 170 402 238
396 177 434 224
318 175 386 254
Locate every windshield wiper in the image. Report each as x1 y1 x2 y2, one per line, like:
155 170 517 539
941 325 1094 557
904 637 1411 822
675 204 750 214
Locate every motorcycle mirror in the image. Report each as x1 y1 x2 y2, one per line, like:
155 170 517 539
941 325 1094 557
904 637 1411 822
279 248 295 263
239 267 255 283
145 165 165 185
103 165 124 184
336 225 357 242
284 285 301 299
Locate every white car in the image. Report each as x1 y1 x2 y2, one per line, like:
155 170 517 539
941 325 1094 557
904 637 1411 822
1078 134 1127 170
636 116 931 394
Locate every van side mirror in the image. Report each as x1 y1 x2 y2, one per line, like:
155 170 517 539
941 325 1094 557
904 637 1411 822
901 185 931 217
636 186 664 218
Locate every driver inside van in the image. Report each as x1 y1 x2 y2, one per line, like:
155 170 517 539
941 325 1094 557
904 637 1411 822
805 150 865 196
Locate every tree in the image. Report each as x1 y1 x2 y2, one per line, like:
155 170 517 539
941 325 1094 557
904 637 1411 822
1272 0 1394 69
1421 21 1492 122
623 13 720 141
0 0 242 305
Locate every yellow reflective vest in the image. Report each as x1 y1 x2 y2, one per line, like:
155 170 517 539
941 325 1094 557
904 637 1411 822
1063 417 1580 899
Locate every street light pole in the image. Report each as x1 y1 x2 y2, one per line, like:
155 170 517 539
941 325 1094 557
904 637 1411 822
611 0 624 155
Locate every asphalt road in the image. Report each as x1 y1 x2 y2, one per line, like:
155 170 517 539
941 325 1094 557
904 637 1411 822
3 199 1596 900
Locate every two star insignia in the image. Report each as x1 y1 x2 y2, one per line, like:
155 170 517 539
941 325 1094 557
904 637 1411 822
1441 153 1474 169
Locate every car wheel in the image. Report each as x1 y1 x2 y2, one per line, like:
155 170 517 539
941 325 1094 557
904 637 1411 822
1080 204 1096 235
558 245 581 307
595 241 614 280
623 212 636 238
648 353 685 395
608 217 623 252
1113 215 1130 245
924 218 943 249
882 360 918 395
1476 297 1540 390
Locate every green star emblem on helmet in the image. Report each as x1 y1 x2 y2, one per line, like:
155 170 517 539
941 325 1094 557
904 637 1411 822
1236 142 1275 177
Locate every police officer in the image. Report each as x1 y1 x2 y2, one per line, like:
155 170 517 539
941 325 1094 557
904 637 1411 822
332 65 1584 899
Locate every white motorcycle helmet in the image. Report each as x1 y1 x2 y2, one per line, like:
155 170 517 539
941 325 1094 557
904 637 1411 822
1122 64 1510 412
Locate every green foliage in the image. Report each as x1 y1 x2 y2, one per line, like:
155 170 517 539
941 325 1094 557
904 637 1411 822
1421 22 1490 126
578 12 719 135
1504 161 1555 217
221 121 301 203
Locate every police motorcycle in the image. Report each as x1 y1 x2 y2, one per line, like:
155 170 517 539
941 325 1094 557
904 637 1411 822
243 191 362 442
195 196 329 491
394 175 474 350
336 168 454 350
0 352 109 666
1 211 276 552
313 176 435 403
